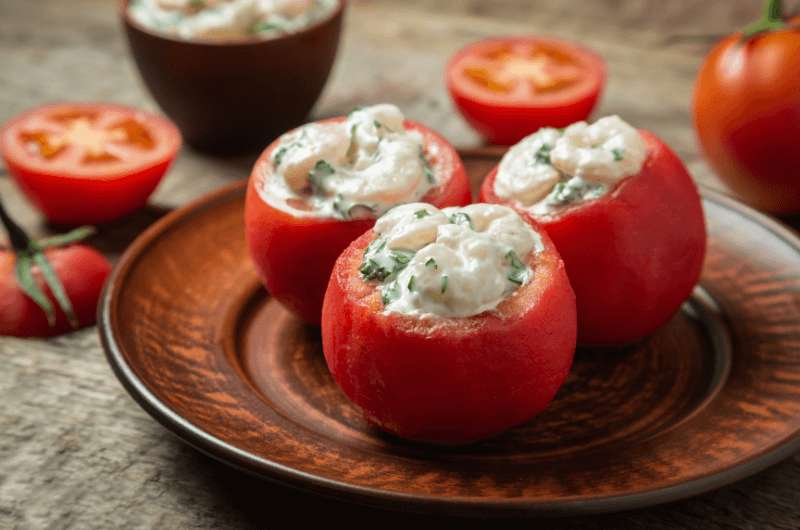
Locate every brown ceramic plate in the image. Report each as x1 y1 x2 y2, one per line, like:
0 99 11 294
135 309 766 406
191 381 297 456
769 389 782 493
99 150 800 517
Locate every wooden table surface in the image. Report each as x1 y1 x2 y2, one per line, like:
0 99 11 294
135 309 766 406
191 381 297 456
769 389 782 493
2 1 800 528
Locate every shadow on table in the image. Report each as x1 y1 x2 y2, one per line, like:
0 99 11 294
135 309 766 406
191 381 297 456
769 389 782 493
166 435 799 529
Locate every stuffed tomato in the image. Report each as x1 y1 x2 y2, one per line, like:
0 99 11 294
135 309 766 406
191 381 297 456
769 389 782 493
480 116 706 346
245 104 471 324
322 203 576 444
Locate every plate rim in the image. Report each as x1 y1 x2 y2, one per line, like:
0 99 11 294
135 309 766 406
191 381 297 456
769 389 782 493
98 178 800 517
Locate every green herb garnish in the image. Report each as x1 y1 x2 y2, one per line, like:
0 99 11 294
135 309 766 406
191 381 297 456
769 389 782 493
612 148 624 161
534 143 553 165
252 21 281 33
407 275 416 292
440 275 449 294
308 159 335 194
449 212 474 230
272 146 288 168
506 250 527 285
348 106 364 117
391 250 414 269
419 147 435 184
414 209 430 219
425 257 438 271
381 280 401 305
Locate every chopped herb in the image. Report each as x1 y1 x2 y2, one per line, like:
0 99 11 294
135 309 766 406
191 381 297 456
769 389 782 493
548 177 606 207
348 106 364 117
612 148 624 161
381 280 401 305
373 120 381 129
506 250 527 285
365 237 386 255
391 250 414 268
425 257 438 270
359 258 389 282
407 275 416 292
272 146 288 168
534 143 553 165
449 212 474 230
252 21 282 33
419 147 435 184
414 209 430 219
308 159 335 194
440 274 449 294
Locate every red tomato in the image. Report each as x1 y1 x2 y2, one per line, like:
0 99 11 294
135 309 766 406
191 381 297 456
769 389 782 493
480 131 706 346
693 9 800 213
0 245 111 337
1 102 181 224
321 225 576 444
245 119 471 325
446 37 606 145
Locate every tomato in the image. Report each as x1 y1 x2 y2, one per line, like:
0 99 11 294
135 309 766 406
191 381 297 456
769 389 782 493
693 2 800 214
1 102 181 224
446 37 606 145
480 131 706 346
321 225 576 444
245 119 471 325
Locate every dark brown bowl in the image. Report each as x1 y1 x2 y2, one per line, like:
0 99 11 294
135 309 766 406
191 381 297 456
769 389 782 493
121 0 344 154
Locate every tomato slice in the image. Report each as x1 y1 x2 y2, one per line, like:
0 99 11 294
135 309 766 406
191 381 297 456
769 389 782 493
1 102 181 224
447 37 606 145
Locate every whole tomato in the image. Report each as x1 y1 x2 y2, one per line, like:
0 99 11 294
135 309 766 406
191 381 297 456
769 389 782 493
0 201 111 337
693 1 800 213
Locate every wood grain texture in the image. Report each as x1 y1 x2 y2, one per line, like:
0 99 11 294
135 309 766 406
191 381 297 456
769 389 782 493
98 153 800 517
3 0 800 528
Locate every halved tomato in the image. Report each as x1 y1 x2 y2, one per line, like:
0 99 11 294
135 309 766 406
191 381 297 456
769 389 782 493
245 118 471 325
321 222 576 444
447 37 606 145
1 102 181 224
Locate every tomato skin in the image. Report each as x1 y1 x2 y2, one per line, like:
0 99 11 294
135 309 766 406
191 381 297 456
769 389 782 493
446 37 606 145
693 28 800 214
0 245 111 337
1 102 181 224
321 226 576 444
5 158 171 225
480 131 706 346
245 119 472 325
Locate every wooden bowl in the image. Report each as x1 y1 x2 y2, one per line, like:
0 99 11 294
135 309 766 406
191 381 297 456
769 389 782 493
99 150 800 516
120 0 344 154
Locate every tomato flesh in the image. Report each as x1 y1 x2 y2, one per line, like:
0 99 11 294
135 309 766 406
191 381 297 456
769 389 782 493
245 119 472 325
480 131 706 346
447 37 606 145
321 226 576 444
1 103 181 224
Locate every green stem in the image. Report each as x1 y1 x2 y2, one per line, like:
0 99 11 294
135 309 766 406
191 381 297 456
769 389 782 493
742 0 786 38
0 197 32 252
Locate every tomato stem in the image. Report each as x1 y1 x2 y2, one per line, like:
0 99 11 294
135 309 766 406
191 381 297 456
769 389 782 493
742 0 786 39
0 196 83 329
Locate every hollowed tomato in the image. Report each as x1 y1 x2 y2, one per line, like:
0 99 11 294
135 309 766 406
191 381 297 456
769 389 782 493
245 118 471 325
480 131 706 346
321 224 576 444
447 37 606 145
1 102 181 224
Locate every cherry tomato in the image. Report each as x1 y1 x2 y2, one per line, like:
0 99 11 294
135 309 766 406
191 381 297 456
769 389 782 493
321 224 576 444
480 131 706 346
0 244 111 338
446 37 606 145
1 102 181 224
245 118 471 325
693 3 800 213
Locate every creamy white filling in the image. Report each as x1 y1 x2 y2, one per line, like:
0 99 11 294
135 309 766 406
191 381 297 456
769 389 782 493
259 104 439 220
360 203 542 318
494 115 648 216
128 0 337 40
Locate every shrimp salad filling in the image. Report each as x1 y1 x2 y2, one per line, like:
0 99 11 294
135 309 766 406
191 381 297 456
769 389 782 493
493 115 648 216
128 0 337 40
360 203 543 318
259 104 441 220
